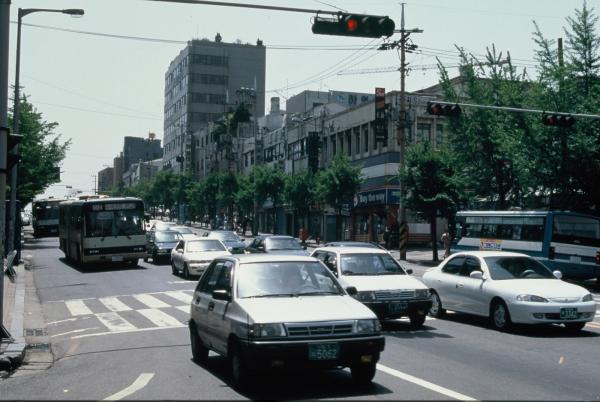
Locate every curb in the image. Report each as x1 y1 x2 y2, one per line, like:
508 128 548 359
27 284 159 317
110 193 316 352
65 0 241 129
1 260 27 373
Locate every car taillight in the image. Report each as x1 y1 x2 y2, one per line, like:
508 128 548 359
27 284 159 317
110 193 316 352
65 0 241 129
549 246 555 260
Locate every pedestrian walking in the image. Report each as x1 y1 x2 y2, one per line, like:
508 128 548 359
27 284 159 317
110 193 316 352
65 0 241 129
441 231 452 259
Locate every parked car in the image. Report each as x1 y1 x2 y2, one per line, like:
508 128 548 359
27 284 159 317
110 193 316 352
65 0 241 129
170 226 198 239
145 230 182 264
151 221 177 232
245 235 309 255
323 241 386 250
188 254 385 389
422 251 597 331
312 247 432 327
171 238 231 279
207 230 246 254
20 211 31 226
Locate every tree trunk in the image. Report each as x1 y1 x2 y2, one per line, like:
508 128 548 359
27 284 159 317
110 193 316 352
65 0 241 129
272 207 277 234
430 212 439 262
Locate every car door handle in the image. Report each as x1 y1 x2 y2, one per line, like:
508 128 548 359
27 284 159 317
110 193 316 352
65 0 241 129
208 301 215 311
456 284 464 288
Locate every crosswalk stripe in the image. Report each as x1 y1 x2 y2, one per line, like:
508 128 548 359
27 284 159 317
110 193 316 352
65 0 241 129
96 312 137 332
133 294 170 309
176 305 190 314
100 297 133 312
137 309 182 327
164 291 193 304
65 300 93 316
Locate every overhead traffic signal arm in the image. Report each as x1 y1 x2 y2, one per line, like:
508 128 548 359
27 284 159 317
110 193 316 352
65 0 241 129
426 101 461 117
312 12 395 38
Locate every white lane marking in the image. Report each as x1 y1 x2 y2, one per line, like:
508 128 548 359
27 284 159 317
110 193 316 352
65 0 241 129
176 305 190 314
164 291 193 304
47 290 194 304
133 294 170 309
65 300 93 316
96 312 137 332
137 308 182 327
100 297 132 312
377 364 477 401
72 325 184 339
47 317 90 326
103 373 155 401
51 327 99 338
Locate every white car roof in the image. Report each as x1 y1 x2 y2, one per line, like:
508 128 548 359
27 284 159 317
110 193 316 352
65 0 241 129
223 254 318 264
313 247 390 255
448 250 529 258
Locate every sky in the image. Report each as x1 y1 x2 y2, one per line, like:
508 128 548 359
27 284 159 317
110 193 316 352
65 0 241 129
5 0 593 202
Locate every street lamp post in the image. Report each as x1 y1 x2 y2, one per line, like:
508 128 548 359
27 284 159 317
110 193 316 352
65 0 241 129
7 8 84 254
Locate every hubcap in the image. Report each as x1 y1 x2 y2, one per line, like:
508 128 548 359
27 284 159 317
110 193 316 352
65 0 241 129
430 294 440 315
494 304 506 327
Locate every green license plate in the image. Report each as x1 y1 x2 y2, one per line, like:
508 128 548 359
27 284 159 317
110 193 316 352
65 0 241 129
389 301 408 314
560 308 578 320
308 343 340 360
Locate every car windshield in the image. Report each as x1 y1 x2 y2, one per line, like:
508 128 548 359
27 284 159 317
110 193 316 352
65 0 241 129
237 261 343 298
210 231 240 241
484 256 555 280
265 238 302 250
187 240 226 252
155 231 180 242
340 253 405 275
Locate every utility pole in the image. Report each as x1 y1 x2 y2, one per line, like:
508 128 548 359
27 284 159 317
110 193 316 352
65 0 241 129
395 3 422 260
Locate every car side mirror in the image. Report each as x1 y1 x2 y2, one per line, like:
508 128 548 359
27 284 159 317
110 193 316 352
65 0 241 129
406 268 413 275
212 289 231 301
345 286 358 296
553 270 563 280
469 271 484 280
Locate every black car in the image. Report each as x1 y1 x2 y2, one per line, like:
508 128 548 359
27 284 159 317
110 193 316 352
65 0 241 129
146 230 182 264
245 235 309 255
323 241 386 250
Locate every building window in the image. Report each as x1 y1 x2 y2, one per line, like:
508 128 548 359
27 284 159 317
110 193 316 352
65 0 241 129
363 125 369 153
416 123 432 143
330 135 336 156
355 128 360 155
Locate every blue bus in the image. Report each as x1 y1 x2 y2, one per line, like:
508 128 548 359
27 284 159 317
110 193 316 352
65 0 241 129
453 210 600 281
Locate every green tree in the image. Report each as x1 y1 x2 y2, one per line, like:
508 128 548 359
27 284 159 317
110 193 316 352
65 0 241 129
254 165 286 234
284 171 318 234
317 154 363 240
400 142 463 261
8 93 70 205
235 173 255 234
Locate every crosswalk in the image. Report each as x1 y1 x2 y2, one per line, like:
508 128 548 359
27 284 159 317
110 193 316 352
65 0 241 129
50 290 194 339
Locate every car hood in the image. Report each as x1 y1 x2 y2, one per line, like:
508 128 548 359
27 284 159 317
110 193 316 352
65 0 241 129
156 242 178 249
489 279 589 299
266 249 310 256
184 251 231 261
340 274 428 292
237 295 376 323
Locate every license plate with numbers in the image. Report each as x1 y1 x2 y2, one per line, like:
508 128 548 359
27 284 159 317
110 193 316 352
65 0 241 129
308 343 340 360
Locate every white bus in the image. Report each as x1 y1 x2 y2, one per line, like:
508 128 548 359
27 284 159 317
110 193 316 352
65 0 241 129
59 197 147 266
32 198 66 237
453 210 600 281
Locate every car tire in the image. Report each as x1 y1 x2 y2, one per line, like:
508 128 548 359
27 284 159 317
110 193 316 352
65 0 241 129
152 251 159 264
564 322 586 332
409 312 426 328
143 256 148 263
229 343 250 390
190 324 208 364
183 264 191 280
490 300 512 331
351 362 376 386
171 261 178 276
429 291 446 318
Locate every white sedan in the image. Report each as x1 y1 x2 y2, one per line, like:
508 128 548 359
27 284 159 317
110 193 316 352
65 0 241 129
171 238 231 279
422 251 596 332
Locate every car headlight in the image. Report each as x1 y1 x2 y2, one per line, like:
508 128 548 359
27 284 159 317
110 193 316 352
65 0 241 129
582 293 594 302
357 291 375 302
516 294 549 302
415 289 430 298
249 323 287 338
355 319 381 334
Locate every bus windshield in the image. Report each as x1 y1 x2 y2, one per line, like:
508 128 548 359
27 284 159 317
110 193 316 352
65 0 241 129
34 203 60 220
85 209 145 237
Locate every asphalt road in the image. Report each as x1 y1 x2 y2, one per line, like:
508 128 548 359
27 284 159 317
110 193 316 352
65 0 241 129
1 236 600 400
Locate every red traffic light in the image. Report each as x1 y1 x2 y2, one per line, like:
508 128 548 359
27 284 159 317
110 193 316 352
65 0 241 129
427 102 461 117
346 17 358 32
542 113 575 127
312 13 395 38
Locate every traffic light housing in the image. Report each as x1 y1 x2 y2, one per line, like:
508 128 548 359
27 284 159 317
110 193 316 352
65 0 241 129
7 132 23 171
542 113 575 127
312 13 395 38
426 102 461 117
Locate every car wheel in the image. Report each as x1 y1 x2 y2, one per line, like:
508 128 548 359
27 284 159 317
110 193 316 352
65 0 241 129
171 261 178 276
429 291 446 318
409 312 426 328
183 264 191 280
564 322 585 332
229 343 250 390
350 362 376 386
152 251 159 264
490 300 512 331
190 324 208 364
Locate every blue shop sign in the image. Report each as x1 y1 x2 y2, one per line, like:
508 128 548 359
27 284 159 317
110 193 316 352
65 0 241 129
352 188 401 209
387 188 401 204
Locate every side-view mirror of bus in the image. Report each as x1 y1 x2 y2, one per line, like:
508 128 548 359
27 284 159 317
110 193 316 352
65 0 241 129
553 270 563 280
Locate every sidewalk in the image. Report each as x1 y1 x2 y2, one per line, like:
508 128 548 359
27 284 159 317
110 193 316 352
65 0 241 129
1 259 26 375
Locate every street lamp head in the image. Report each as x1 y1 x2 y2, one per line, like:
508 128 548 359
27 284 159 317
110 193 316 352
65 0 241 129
62 9 85 17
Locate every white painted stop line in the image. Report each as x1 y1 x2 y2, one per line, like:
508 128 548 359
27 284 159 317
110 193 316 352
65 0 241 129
377 364 476 400
103 373 154 400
